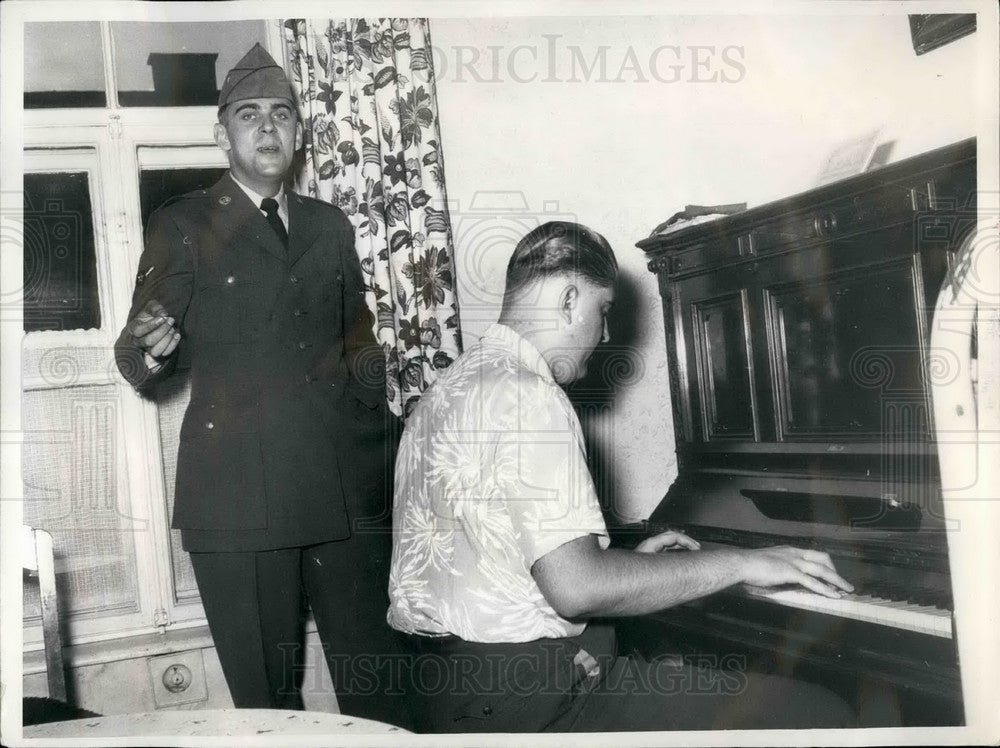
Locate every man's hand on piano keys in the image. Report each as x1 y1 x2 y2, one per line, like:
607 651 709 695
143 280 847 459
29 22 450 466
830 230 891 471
635 529 701 554
740 546 855 599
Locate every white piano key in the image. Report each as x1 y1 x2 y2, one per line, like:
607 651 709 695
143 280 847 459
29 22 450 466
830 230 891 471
744 587 953 639
880 599 913 609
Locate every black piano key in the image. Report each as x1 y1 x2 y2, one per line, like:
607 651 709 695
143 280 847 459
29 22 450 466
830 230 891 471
884 583 909 600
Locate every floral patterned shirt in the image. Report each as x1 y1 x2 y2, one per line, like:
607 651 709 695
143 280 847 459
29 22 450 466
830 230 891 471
387 323 610 643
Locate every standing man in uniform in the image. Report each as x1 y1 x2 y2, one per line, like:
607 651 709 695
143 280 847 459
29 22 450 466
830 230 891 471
116 44 406 725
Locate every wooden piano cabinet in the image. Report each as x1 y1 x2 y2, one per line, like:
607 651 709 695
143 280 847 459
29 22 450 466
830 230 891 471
628 138 976 727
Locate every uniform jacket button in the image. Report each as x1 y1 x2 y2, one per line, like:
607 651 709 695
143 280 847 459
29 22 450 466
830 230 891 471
482 706 492 716
205 421 214 430
226 275 235 284
298 341 307 349
289 274 299 283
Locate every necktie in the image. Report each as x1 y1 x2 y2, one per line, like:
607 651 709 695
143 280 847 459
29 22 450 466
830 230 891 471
260 197 288 249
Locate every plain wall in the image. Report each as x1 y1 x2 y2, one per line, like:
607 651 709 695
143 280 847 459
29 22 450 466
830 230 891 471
23 629 338 716
431 13 978 522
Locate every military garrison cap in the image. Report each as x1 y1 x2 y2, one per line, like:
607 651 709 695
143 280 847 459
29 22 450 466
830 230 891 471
218 43 293 108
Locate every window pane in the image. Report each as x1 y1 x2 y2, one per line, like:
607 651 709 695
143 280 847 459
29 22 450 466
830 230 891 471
22 385 140 621
136 165 227 605
23 172 101 332
139 167 227 226
155 373 199 604
24 22 107 109
111 21 268 107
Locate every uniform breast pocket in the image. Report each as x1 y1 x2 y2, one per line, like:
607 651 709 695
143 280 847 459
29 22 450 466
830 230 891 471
295 251 342 305
189 265 260 343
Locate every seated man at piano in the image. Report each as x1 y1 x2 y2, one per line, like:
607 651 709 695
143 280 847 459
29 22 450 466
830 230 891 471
387 221 857 733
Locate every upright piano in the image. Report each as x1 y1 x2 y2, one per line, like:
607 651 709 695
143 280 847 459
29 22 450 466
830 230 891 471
620 138 976 726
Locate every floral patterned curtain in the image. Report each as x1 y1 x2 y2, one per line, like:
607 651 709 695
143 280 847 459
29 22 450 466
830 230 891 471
284 18 461 418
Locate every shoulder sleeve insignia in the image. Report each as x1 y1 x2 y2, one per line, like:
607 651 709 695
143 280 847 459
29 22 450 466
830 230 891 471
135 266 156 285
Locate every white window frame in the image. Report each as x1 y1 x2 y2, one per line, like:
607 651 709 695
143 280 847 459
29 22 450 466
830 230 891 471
21 141 165 649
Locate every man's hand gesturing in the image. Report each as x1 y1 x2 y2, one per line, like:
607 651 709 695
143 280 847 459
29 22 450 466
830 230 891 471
129 299 181 363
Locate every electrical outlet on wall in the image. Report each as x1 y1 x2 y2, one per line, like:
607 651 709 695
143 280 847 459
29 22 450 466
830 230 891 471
147 650 209 708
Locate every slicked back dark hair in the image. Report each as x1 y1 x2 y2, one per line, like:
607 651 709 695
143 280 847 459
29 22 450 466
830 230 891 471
503 221 618 306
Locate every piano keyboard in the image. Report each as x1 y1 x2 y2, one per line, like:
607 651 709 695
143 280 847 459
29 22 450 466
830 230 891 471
744 586 953 639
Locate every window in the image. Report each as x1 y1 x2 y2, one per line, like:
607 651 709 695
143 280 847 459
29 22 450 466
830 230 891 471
22 171 101 332
137 147 227 614
111 22 268 107
24 20 268 109
139 166 227 224
24 22 107 109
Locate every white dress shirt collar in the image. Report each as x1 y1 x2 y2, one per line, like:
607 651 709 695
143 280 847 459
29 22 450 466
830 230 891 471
228 173 289 230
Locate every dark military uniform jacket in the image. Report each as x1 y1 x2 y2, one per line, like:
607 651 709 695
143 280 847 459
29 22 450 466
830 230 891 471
115 173 387 552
